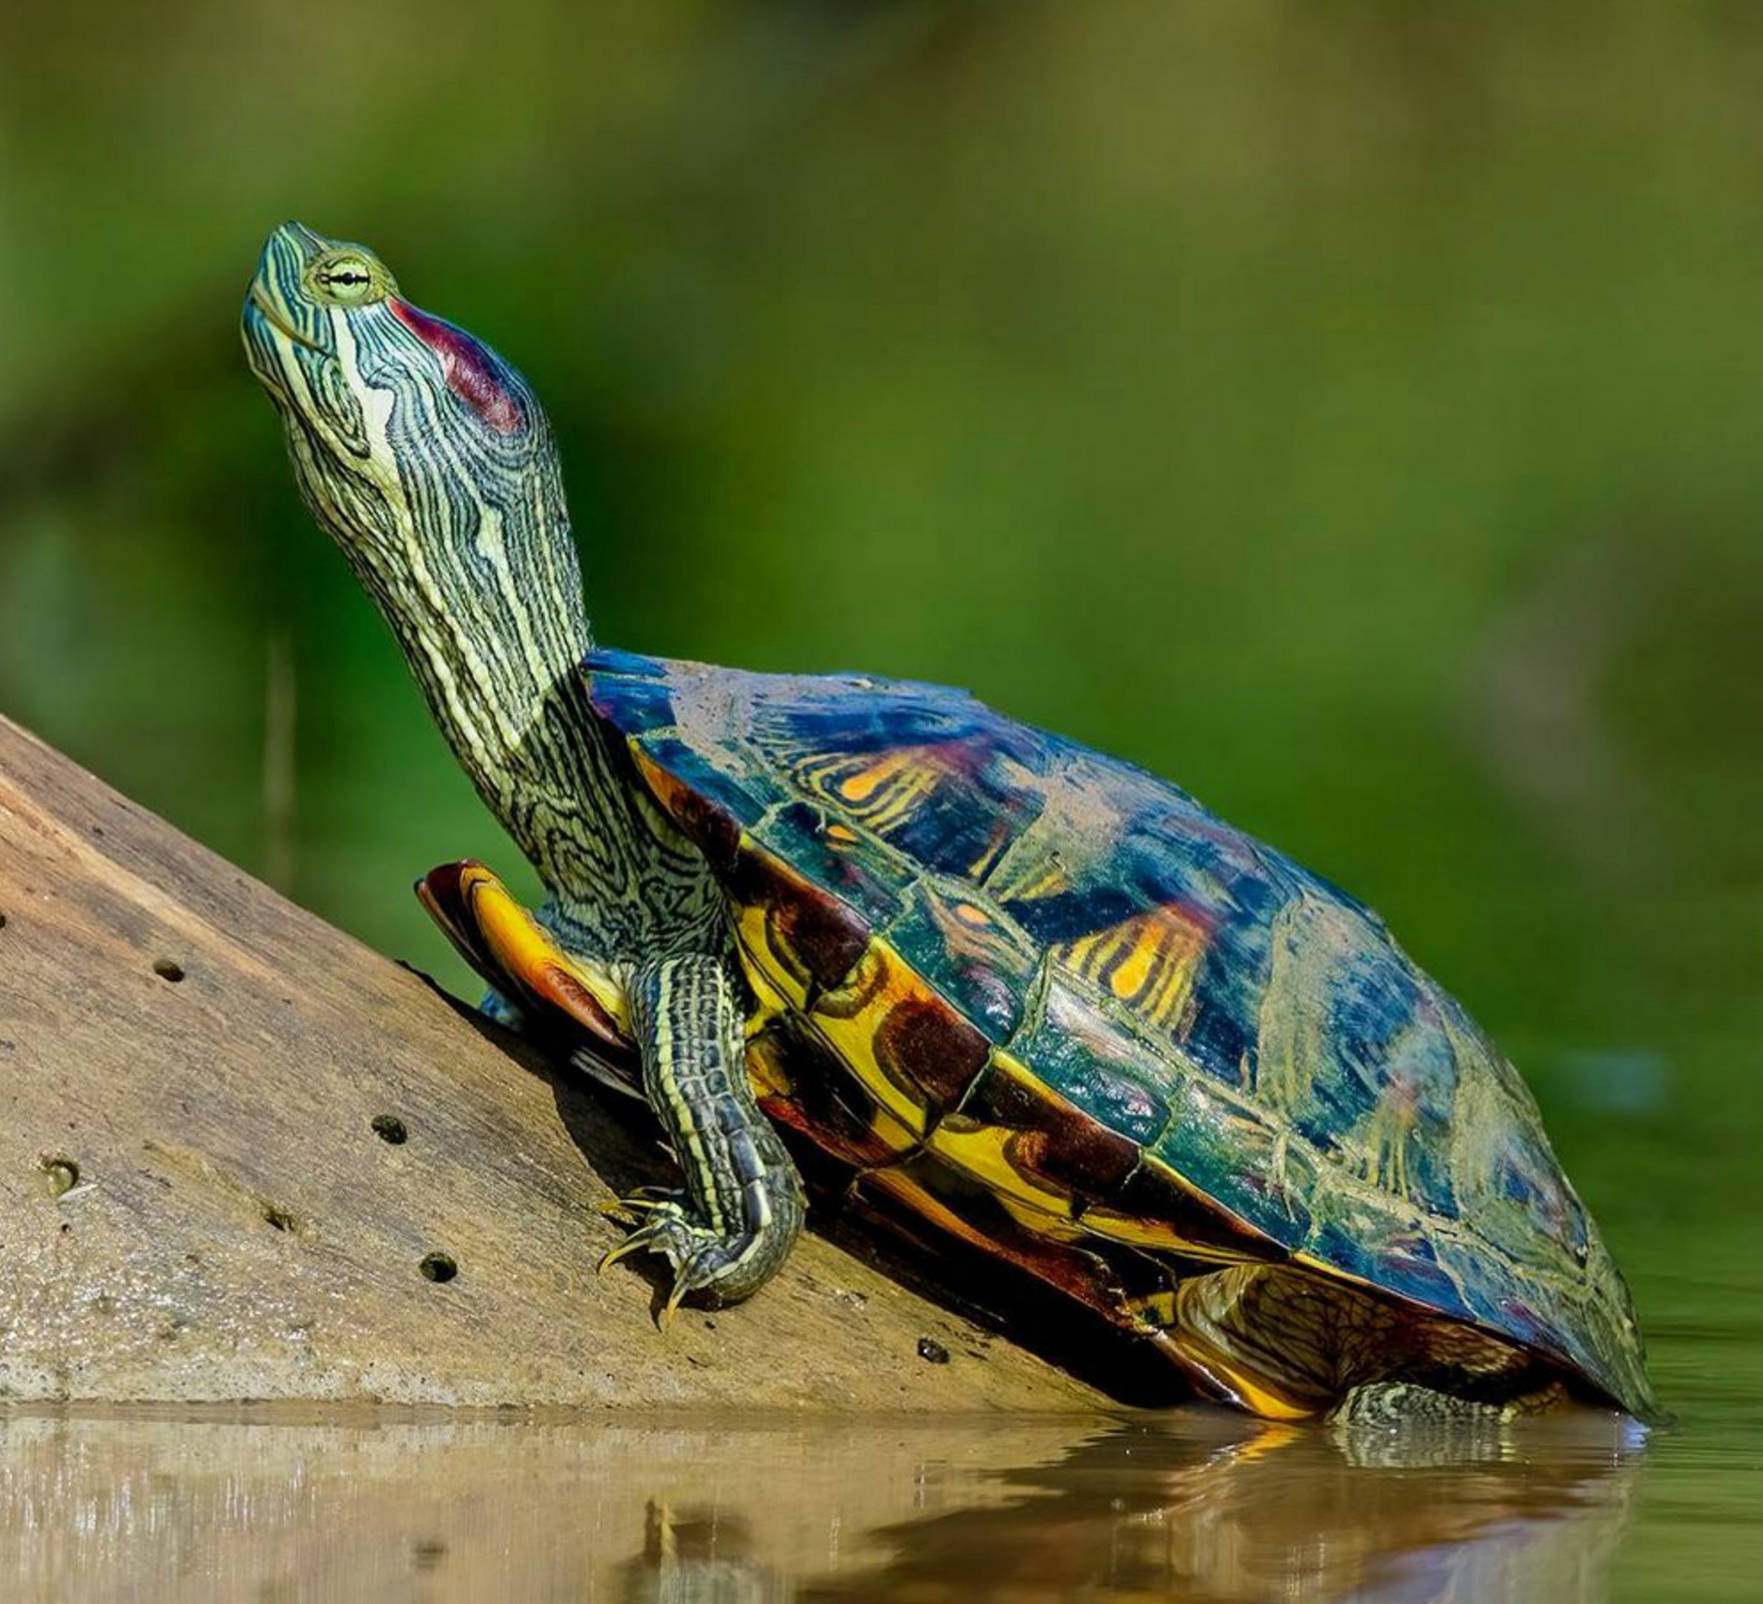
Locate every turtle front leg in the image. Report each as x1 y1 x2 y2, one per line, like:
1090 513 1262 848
600 952 806 1323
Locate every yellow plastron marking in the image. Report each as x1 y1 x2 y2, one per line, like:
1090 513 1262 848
733 899 809 1011
743 1022 796 1102
863 1166 1022 1259
802 941 936 1144
927 1052 1084 1230
1172 1337 1318 1421
740 998 916 1167
733 875 1216 1252
457 863 630 1035
736 923 801 1021
1078 1155 1259 1265
725 886 930 1153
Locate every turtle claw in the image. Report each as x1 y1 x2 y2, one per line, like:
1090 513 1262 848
597 1186 681 1224
658 1277 693 1332
597 1196 739 1326
596 1235 638 1275
597 1184 689 1229
657 1248 724 1331
597 1195 691 1277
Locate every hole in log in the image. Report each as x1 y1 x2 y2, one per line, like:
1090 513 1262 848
419 1252 458 1283
917 1336 951 1365
371 1115 408 1145
0 912 8 929
153 959 185 983
41 1156 79 1198
262 1204 298 1232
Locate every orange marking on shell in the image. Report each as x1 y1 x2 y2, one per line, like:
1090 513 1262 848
796 745 944 829
834 753 910 804
967 819 1015 880
1055 901 1211 1031
630 744 678 798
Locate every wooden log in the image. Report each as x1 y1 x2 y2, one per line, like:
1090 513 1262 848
0 714 1109 1409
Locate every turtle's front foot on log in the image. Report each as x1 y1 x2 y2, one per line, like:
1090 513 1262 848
598 1192 793 1325
596 954 807 1325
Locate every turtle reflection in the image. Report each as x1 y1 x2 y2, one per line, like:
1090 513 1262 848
790 1412 1641 1604
616 1501 786 1604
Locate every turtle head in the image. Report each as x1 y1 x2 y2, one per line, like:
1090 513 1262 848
242 222 597 811
241 220 555 567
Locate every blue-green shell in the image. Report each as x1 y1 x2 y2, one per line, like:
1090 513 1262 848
585 647 1652 1415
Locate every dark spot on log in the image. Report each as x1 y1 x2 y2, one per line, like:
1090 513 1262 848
261 1203 297 1232
875 998 989 1109
0 911 8 929
917 1336 950 1364
371 1114 409 1145
420 1252 458 1283
41 1156 79 1198
153 959 185 983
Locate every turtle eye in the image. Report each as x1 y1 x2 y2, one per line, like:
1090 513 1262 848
307 251 390 307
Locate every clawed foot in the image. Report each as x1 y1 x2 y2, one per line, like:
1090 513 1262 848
597 1189 742 1328
1328 1380 1567 1427
597 1185 680 1221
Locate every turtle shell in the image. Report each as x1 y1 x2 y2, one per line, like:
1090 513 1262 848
585 647 1653 1416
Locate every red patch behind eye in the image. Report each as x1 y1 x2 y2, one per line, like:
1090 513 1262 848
389 298 525 434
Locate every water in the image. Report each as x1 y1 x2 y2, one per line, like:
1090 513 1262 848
2 1322 1757 1604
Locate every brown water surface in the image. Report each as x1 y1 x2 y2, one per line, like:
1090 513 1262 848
1 1371 1753 1602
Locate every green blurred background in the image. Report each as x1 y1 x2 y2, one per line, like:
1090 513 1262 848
1 0 1760 1565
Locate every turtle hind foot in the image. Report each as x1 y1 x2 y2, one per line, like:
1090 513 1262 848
1328 1379 1569 1429
597 1190 786 1327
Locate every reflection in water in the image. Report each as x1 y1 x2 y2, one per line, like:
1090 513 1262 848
618 1502 788 1604
800 1413 1641 1604
0 1405 1641 1603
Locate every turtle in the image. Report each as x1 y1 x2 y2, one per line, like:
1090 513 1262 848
240 221 1654 1423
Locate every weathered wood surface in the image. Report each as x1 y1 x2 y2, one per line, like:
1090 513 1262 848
0 714 1109 1409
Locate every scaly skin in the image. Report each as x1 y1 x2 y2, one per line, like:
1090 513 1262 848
241 222 804 1312
242 224 1652 1423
